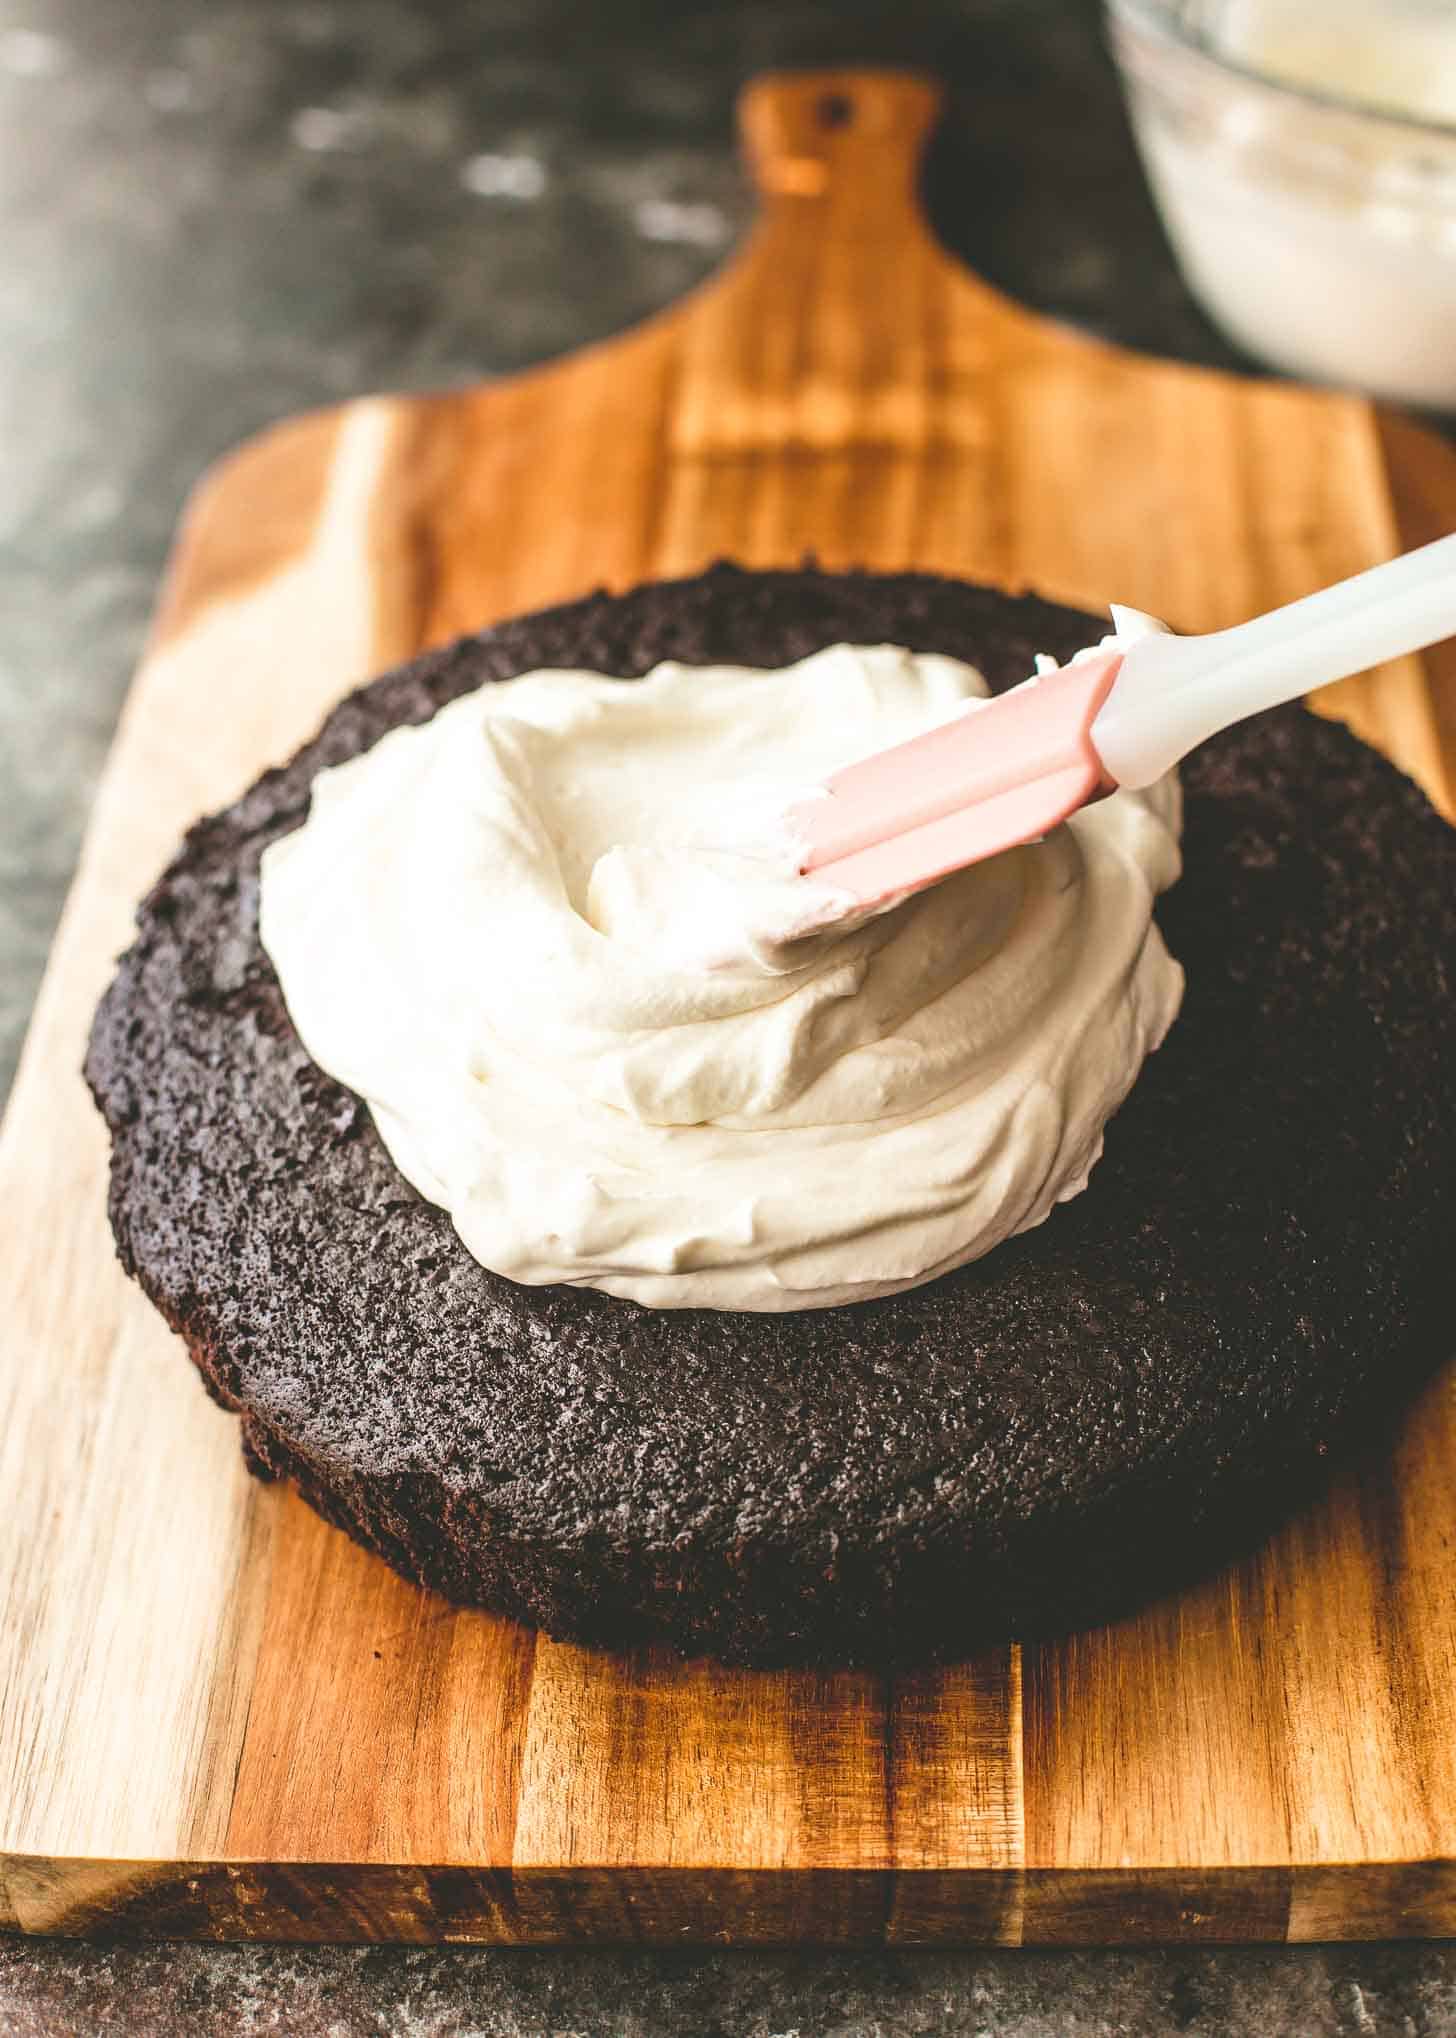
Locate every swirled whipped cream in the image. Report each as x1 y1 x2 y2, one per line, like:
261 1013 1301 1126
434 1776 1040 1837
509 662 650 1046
259 632 1185 1312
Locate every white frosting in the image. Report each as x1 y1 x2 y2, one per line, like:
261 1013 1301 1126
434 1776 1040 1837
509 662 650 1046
259 637 1185 1312
1220 0 1456 130
585 795 864 978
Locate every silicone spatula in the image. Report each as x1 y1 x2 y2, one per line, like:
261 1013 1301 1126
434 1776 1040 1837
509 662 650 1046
791 532 1456 907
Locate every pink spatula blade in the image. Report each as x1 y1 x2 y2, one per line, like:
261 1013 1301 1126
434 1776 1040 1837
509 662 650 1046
790 651 1123 907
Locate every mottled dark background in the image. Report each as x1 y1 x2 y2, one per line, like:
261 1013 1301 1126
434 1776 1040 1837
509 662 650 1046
4 0 1455 2031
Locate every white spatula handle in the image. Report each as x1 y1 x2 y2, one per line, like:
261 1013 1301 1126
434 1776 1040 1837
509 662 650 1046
1092 532 1456 789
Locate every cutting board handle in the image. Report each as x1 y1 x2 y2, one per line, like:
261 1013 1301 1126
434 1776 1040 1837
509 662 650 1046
738 69 944 235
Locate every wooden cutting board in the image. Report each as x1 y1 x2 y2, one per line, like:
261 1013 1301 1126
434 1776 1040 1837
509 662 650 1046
5 69 1456 1947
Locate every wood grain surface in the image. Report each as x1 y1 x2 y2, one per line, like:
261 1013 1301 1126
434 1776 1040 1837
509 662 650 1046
3 70 1456 1946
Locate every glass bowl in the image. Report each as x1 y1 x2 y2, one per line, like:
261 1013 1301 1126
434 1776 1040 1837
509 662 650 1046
1106 0 1456 409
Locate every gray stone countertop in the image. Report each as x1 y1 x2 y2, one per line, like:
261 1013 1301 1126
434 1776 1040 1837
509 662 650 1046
3 0 1456 2030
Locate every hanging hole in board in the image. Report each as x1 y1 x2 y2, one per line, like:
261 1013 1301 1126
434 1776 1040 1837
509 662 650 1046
817 93 854 130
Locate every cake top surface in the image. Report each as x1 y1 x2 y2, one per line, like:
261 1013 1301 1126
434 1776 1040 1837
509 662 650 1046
87 564 1456 1583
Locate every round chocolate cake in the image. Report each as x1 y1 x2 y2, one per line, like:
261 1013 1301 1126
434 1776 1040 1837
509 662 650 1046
86 564 1456 1666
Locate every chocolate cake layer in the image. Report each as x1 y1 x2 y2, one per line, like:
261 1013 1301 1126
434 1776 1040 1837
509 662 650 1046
85 564 1456 1665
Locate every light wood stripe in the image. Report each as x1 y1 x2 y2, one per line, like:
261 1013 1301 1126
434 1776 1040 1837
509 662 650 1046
150 409 346 651
0 396 405 1861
